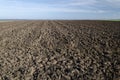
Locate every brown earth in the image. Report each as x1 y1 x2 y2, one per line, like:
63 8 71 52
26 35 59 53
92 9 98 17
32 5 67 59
0 20 120 80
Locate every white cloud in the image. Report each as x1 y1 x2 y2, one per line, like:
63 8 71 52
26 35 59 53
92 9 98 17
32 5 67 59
0 0 119 19
0 4 106 13
106 0 120 3
68 0 97 6
106 0 120 7
0 0 106 13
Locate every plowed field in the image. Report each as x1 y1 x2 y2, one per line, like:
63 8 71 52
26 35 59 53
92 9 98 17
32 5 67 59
0 20 120 80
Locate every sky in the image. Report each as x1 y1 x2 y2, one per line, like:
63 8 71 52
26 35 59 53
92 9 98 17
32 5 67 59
0 0 120 19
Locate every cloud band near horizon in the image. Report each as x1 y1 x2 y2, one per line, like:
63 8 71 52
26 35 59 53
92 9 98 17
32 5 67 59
0 0 120 19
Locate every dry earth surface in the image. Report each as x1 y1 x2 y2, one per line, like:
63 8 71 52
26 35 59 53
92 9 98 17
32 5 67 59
0 20 120 80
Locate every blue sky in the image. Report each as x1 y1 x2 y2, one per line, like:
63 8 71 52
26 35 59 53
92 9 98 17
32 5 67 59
0 0 120 19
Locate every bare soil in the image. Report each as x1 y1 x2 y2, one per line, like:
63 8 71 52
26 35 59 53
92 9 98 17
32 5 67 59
0 20 120 80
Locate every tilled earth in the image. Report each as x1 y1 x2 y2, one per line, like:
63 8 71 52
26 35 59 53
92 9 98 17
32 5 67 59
0 20 120 80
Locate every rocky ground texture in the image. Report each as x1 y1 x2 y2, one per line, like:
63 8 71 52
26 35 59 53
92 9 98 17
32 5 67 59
0 20 120 80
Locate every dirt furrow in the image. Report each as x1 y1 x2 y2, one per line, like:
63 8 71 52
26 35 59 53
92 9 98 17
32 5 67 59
0 20 119 80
